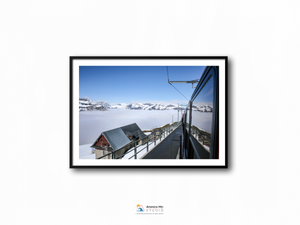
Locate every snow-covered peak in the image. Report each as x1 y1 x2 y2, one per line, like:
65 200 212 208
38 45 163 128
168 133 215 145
80 98 213 112
110 103 128 109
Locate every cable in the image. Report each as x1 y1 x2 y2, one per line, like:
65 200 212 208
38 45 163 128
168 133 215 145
166 66 189 100
169 83 189 100
166 66 169 81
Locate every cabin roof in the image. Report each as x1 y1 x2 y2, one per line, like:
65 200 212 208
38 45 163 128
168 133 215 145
91 123 146 150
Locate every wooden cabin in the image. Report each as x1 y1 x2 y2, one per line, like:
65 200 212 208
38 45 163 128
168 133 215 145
91 123 147 159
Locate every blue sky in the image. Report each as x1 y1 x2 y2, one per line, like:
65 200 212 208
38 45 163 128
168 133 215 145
193 75 214 106
79 66 206 104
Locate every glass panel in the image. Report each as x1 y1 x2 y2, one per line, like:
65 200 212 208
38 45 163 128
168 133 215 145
191 76 214 152
186 105 190 132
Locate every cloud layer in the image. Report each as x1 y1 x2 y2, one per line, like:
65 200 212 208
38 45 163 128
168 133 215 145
79 109 212 145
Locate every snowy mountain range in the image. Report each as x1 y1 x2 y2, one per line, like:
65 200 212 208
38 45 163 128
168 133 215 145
79 98 213 112
110 102 185 110
111 102 213 112
79 98 109 111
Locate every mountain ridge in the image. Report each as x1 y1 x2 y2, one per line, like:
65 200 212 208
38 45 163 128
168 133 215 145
79 98 213 112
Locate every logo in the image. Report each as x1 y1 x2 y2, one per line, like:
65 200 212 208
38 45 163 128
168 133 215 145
137 204 145 212
136 204 164 215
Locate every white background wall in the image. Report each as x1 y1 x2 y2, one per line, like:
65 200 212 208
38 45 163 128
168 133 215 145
1 0 299 224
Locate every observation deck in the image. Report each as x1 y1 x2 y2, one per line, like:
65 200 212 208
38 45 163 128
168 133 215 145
142 125 182 159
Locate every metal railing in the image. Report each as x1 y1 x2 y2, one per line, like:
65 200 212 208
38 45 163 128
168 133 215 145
190 126 211 150
96 122 181 159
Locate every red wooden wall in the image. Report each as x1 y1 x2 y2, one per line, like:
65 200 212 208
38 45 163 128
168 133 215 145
95 135 110 148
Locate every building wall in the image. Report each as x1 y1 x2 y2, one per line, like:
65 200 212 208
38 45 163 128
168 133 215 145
95 149 111 159
95 135 111 148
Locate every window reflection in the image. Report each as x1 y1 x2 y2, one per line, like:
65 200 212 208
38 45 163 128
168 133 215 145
191 76 214 151
186 105 190 131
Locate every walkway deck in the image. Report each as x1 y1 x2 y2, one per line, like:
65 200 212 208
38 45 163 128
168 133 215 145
142 125 182 159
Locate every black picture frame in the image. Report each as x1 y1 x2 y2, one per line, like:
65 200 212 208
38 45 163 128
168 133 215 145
70 56 228 168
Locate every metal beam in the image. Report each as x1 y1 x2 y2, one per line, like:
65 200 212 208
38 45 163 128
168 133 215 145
168 79 199 88
168 80 199 84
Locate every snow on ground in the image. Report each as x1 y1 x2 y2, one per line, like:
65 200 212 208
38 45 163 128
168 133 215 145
79 109 179 145
191 133 210 152
78 138 163 160
203 145 210 151
79 143 95 159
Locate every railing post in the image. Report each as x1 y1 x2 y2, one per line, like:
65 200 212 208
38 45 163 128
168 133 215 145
147 136 149 152
112 151 115 159
134 142 137 159
154 134 156 146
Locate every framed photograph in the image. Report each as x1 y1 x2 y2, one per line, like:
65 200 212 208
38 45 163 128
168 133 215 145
70 56 228 168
